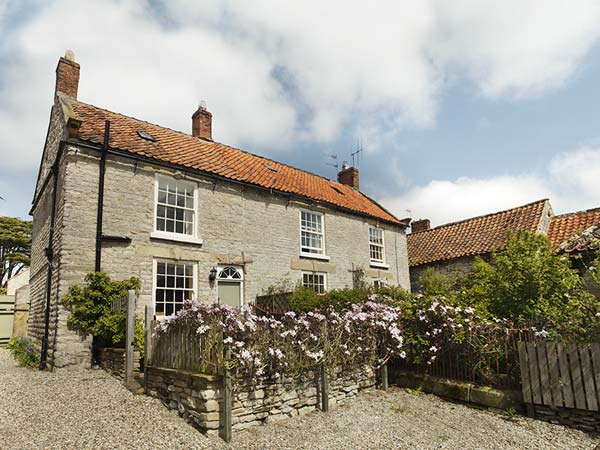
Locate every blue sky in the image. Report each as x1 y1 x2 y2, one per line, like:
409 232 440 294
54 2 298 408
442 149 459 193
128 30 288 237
1 1 600 226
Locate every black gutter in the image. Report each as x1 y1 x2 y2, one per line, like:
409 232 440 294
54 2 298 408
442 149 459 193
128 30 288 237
70 140 408 229
95 120 110 272
39 144 64 370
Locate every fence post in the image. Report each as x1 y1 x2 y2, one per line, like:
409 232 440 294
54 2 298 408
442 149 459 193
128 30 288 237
144 304 153 370
380 363 388 391
320 364 329 412
125 290 135 388
220 344 232 443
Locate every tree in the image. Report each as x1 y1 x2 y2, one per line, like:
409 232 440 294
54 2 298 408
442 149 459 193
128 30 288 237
463 230 599 339
0 217 32 288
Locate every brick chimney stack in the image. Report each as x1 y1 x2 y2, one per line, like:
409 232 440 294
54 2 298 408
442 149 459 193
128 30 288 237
337 163 359 189
411 219 431 233
55 50 80 99
192 101 212 140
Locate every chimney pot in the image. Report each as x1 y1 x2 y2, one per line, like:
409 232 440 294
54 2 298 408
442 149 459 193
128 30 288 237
411 219 431 233
55 50 80 99
337 166 359 189
192 102 212 140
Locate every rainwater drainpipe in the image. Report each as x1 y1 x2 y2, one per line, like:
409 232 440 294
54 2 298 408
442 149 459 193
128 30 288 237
95 120 110 272
91 120 110 367
39 145 63 370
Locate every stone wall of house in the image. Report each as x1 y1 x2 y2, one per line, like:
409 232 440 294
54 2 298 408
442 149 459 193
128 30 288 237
97 347 141 379
40 146 409 366
28 97 94 369
409 255 477 292
534 405 600 434
11 285 30 339
144 366 376 435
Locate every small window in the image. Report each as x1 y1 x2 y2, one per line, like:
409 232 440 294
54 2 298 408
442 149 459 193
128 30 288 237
300 210 325 255
154 260 195 316
369 226 385 264
373 279 386 290
302 272 326 294
137 130 156 142
155 176 196 236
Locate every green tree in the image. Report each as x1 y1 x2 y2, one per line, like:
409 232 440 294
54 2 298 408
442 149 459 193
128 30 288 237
463 230 599 338
0 217 32 288
62 272 143 350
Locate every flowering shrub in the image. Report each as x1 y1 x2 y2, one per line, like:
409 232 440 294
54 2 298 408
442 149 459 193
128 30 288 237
7 337 39 368
156 299 405 379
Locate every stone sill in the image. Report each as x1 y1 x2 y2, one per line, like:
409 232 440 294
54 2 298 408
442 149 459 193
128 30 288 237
150 231 203 245
369 262 390 269
299 252 331 261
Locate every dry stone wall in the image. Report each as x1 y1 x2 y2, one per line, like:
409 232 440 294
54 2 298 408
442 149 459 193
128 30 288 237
534 405 600 434
144 366 376 435
97 347 141 379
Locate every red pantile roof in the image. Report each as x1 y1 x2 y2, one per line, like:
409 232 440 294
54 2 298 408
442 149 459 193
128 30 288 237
407 200 549 267
547 208 600 247
66 99 402 225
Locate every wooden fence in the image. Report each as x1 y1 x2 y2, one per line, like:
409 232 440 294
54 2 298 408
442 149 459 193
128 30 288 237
254 292 292 316
518 342 600 411
395 328 536 389
146 319 223 375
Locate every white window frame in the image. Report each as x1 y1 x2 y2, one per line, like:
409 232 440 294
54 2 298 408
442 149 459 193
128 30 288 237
215 266 244 307
299 209 330 261
152 258 197 316
151 174 203 245
301 271 327 294
369 226 389 268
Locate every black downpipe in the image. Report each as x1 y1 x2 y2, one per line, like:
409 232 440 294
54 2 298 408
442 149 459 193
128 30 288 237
95 120 110 272
39 149 62 370
92 120 110 367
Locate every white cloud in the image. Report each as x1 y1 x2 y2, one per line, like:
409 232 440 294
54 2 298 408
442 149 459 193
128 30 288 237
382 147 600 227
2 0 600 174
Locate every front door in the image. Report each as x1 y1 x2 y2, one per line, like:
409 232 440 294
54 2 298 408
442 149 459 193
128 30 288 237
217 266 243 307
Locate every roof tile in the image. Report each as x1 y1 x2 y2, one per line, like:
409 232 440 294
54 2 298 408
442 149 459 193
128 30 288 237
68 99 402 225
407 200 549 267
547 208 600 247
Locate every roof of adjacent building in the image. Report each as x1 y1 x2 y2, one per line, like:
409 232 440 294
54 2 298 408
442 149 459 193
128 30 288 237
547 207 600 247
407 199 549 267
65 98 403 225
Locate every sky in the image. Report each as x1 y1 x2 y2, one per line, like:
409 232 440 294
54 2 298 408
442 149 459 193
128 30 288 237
1 0 600 227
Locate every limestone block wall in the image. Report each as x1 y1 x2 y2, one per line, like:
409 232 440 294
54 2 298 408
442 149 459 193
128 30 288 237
97 347 141 379
144 366 376 435
534 405 600 434
409 255 477 292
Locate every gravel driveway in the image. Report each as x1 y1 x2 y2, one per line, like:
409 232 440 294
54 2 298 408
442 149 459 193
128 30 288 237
0 349 596 449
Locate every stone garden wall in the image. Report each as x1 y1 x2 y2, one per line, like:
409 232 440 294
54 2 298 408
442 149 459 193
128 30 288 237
144 365 376 435
534 405 600 434
97 347 141 379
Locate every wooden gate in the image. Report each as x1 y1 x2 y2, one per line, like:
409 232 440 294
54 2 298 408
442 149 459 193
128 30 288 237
518 342 600 411
0 295 16 347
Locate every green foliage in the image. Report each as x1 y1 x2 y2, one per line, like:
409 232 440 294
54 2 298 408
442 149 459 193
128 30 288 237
462 230 600 339
416 267 457 298
288 286 322 312
0 216 32 288
62 272 143 351
287 283 410 313
7 337 39 368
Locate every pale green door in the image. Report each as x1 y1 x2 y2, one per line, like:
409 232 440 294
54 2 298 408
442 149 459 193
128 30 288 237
218 281 241 307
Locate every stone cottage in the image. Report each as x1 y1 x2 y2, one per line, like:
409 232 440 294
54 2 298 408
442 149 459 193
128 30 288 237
407 199 600 291
29 52 410 368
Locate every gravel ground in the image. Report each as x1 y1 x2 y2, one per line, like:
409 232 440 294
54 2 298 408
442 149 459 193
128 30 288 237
1 349 597 450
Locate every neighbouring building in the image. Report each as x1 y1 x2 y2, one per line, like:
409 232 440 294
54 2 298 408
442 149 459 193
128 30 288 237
29 52 410 368
407 200 600 291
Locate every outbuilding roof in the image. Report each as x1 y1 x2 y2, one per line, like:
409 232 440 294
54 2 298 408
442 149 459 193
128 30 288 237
407 199 550 267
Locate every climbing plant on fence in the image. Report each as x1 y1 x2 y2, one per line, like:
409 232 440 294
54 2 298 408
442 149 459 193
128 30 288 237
153 300 405 380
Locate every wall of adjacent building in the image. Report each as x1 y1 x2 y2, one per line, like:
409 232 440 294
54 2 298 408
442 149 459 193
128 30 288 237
38 145 409 366
409 255 477 292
